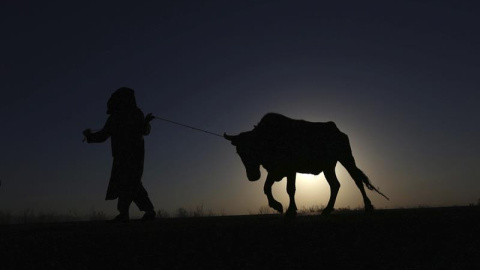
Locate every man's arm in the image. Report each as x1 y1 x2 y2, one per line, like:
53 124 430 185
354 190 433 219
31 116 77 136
83 117 112 143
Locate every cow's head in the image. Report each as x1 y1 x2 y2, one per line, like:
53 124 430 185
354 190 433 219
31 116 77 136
224 131 261 181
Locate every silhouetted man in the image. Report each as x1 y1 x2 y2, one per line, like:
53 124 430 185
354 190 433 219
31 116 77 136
83 87 156 222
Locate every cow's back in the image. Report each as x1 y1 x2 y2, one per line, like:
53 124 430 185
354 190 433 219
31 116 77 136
256 113 340 141
258 113 342 155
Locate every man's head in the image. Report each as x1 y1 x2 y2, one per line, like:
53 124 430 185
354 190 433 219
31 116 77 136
107 87 137 114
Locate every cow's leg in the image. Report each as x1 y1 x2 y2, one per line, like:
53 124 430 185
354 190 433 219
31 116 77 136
286 172 297 218
264 173 283 213
353 177 374 212
323 167 340 216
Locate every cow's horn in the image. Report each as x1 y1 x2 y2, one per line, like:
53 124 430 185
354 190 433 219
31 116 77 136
224 133 235 141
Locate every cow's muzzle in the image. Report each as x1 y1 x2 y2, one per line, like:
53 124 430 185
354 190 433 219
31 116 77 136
247 169 261 181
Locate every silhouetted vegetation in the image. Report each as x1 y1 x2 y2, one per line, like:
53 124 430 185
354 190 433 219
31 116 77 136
88 207 107 221
0 203 224 224
3 203 477 225
0 210 12 224
173 204 217 218
253 205 276 215
298 204 325 214
175 207 189 218
156 209 171 219
0 208 108 225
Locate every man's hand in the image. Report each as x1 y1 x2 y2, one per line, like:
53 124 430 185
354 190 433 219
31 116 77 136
83 128 92 136
145 113 155 122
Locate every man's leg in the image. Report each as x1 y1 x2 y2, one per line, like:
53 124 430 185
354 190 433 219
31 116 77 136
133 184 156 220
112 193 133 222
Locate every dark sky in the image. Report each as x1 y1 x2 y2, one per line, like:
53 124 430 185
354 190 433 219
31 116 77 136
1 1 479 216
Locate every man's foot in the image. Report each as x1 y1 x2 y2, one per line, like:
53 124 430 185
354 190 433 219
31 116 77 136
107 214 129 223
142 211 156 222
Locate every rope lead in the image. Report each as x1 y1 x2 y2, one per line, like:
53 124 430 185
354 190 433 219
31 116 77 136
153 116 223 138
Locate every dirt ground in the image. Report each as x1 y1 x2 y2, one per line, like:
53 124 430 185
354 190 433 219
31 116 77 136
0 206 479 269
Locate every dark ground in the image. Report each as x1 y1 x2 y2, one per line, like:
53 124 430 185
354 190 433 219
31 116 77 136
0 206 479 270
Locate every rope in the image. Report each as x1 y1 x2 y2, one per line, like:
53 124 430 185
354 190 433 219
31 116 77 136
153 116 223 138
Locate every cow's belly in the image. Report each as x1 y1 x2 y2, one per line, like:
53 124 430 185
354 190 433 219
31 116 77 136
294 158 336 175
262 155 336 175
296 165 323 175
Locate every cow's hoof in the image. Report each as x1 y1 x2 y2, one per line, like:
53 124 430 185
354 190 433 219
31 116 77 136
269 201 283 213
285 209 297 219
321 208 334 216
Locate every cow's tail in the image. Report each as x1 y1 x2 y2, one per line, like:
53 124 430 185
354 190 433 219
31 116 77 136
338 135 389 201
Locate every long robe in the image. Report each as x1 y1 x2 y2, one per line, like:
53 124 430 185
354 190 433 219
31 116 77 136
86 107 149 200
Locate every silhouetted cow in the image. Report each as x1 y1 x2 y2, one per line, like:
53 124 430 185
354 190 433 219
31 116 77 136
225 113 388 218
